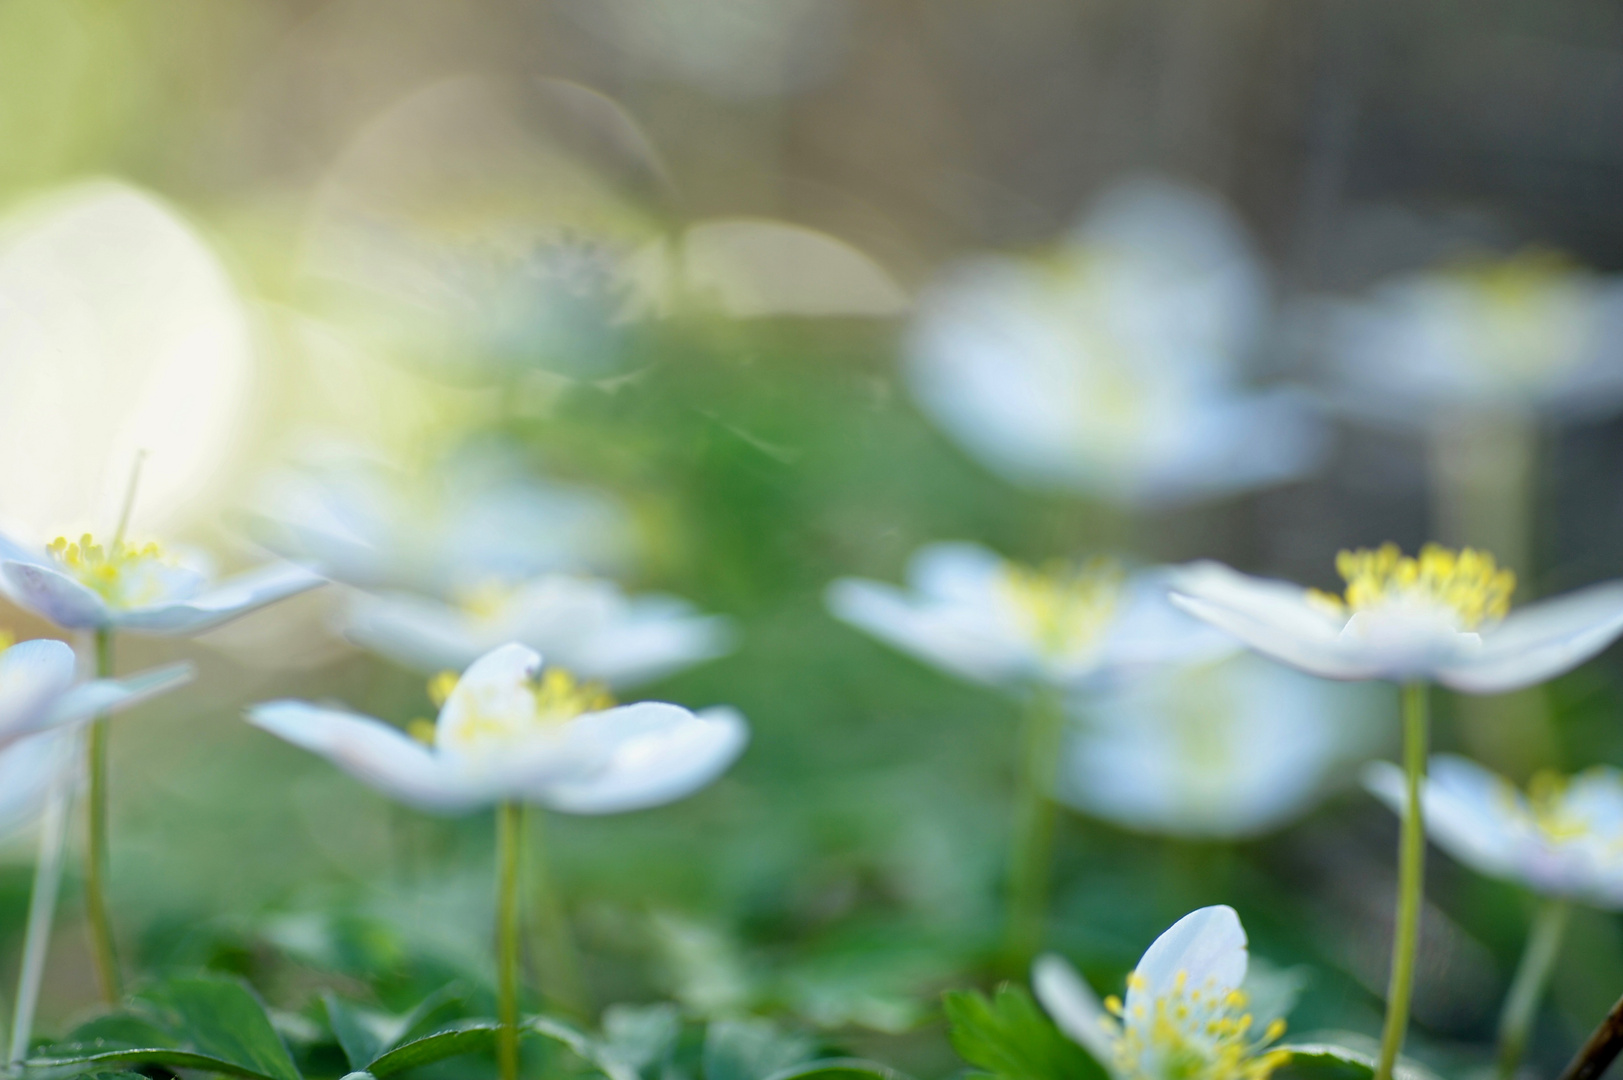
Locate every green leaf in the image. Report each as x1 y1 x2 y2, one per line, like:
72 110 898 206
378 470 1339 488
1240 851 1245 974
703 1018 819 1080
29 975 302 1080
1276 1043 1445 1080
323 993 395 1072
943 985 1106 1080
364 1020 499 1077
601 1002 684 1079
760 1058 912 1080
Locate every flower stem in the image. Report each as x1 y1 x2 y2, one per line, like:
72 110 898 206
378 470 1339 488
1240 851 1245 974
523 808 587 1017
496 801 523 1080
1376 681 1430 1080
1496 898 1570 1080
84 628 120 1004
1005 686 1064 967
9 768 72 1063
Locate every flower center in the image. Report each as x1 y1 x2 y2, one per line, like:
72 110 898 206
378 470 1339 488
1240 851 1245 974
1513 770 1592 844
999 557 1124 657
1447 251 1589 383
454 581 514 622
1107 971 1288 1080
430 666 614 752
1308 543 1514 630
47 534 177 607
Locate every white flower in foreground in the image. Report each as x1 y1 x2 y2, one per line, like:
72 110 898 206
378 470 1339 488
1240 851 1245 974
1307 252 1623 424
0 532 321 636
247 642 746 814
249 447 632 597
1061 653 1389 838
343 574 734 687
907 177 1325 506
1366 755 1623 908
1035 905 1290 1080
0 635 192 833
826 542 1229 691
1170 544 1623 692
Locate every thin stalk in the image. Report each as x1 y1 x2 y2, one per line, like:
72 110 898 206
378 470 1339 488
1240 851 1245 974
1558 992 1623 1080
496 801 523 1080
84 628 119 1003
1005 686 1065 966
1497 898 1570 1080
1376 682 1430 1080
9 768 72 1063
523 808 587 1016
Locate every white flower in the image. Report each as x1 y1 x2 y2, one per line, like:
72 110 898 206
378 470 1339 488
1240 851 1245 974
343 574 734 688
826 542 1230 691
246 642 747 814
1060 652 1390 838
1034 905 1290 1080
0 636 192 832
1365 755 1623 908
0 532 321 636
1306 252 1623 424
249 446 633 598
906 177 1325 506
1170 544 1623 691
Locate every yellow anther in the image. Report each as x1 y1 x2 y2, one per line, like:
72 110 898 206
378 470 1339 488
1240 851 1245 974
1502 769 1592 844
1104 995 1124 1016
45 533 175 606
428 671 460 708
0 629 13 652
1225 989 1248 1009
407 718 438 745
1000 556 1124 657
1173 970 1188 992
1263 1018 1286 1043
1317 542 1514 629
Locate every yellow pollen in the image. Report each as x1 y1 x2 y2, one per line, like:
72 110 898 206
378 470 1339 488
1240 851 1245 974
47 533 174 605
435 664 617 750
1105 995 1124 1016
407 718 438 745
455 581 512 621
0 629 13 652
1308 542 1514 630
1000 556 1124 657
428 671 460 708
1502 770 1592 844
1110 969 1288 1080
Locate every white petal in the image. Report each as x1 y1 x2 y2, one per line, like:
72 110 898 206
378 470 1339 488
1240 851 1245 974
1170 593 1377 680
0 728 77 838
41 662 196 735
1032 954 1119 1069
0 561 111 630
907 542 1006 604
1171 562 1344 643
1127 905 1248 1020
246 700 487 813
344 591 489 673
0 530 43 567
435 642 544 748
1362 757 1522 881
1437 581 1623 694
113 562 325 635
825 577 1018 686
560 607 735 688
540 704 748 814
0 640 77 743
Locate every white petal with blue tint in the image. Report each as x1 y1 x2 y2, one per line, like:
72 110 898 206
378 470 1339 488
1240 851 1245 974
0 640 77 742
0 729 78 839
542 705 747 814
1128 905 1249 1018
1033 954 1119 1067
0 562 112 630
110 562 325 635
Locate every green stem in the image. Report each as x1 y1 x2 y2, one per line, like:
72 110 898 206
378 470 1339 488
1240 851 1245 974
1376 682 1430 1080
85 628 120 1004
523 808 587 1017
1005 686 1065 966
1497 898 1570 1080
496 802 522 1080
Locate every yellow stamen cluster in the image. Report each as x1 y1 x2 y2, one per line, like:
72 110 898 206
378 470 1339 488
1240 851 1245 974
1112 971 1289 1080
428 666 615 748
47 534 172 603
455 582 512 621
1307 543 1514 630
1512 771 1591 844
1001 557 1125 656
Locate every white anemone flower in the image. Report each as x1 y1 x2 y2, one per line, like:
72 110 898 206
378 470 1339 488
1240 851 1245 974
1060 652 1389 839
1365 755 1623 907
1034 905 1291 1080
1170 544 1623 692
826 542 1230 691
906 177 1326 506
343 574 735 688
0 531 321 636
247 642 747 814
249 447 632 598
0 636 192 831
1308 252 1623 424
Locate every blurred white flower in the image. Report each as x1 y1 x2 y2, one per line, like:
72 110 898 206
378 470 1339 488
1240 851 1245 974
906 177 1325 506
0 532 320 636
1060 652 1389 839
0 636 191 832
1366 756 1623 908
1307 252 1623 424
1034 905 1291 1080
247 642 746 814
249 446 633 598
826 542 1229 691
0 182 254 538
1171 544 1623 692
343 574 734 688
